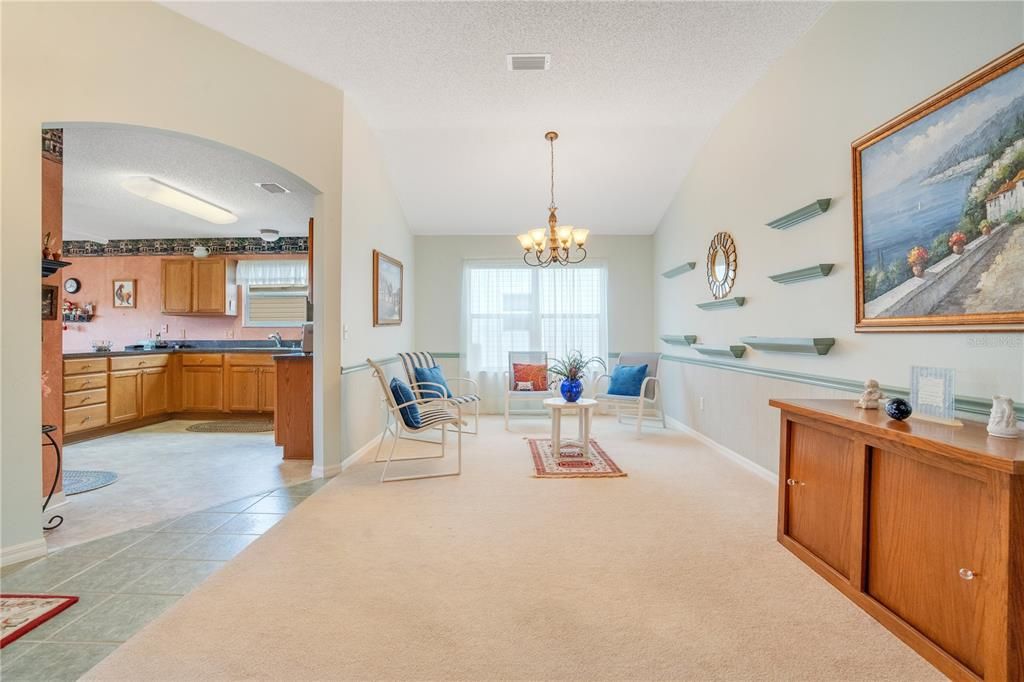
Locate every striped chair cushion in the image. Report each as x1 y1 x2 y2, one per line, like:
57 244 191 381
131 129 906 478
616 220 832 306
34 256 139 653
398 351 480 404
449 394 480 405
418 408 460 428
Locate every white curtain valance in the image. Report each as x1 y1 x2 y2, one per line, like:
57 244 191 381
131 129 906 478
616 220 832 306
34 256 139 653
236 259 308 286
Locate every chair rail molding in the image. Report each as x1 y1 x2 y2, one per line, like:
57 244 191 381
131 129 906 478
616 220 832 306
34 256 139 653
661 354 1023 420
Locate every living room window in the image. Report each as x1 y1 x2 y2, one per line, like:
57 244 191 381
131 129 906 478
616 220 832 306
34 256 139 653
462 260 608 372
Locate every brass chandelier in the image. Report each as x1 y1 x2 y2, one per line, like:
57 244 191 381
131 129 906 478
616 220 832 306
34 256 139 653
516 131 589 267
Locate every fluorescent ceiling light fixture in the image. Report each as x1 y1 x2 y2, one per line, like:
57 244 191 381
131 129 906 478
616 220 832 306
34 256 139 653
120 176 237 224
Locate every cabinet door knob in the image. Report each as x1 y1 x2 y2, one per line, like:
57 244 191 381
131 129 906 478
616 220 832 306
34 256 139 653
959 568 978 581
786 478 806 487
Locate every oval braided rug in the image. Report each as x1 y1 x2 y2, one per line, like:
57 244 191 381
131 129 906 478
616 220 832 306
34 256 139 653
64 470 118 495
185 420 274 433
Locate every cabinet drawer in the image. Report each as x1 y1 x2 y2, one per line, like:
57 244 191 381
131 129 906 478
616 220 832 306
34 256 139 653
110 354 169 371
182 354 223 367
63 388 107 408
225 353 276 367
64 372 108 392
64 403 108 434
64 357 109 376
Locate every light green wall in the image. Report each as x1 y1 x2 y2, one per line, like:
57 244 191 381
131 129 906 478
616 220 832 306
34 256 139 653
653 1 1024 471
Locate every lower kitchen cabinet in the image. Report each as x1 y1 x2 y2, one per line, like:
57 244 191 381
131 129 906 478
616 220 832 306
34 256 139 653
141 367 169 416
182 366 224 412
108 369 142 425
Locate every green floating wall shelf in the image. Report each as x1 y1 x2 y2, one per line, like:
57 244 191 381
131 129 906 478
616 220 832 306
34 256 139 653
769 264 834 284
660 335 697 346
697 297 745 311
661 262 697 278
767 198 831 230
692 344 746 359
740 336 835 356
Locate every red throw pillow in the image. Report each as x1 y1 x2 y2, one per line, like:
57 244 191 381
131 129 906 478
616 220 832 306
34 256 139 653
512 363 548 391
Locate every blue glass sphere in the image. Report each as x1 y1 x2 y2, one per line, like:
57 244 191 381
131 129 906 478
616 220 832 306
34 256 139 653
884 398 913 421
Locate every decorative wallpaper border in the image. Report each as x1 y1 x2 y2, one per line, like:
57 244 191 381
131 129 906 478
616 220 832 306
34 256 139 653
63 237 308 257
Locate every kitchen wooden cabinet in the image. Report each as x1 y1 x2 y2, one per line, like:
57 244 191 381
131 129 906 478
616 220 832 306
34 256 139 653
160 257 237 316
772 399 1024 681
161 259 193 313
183 366 224 412
225 354 276 413
108 369 141 424
273 354 312 459
141 367 169 417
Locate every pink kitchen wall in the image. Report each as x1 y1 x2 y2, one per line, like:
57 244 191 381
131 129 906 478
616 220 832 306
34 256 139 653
61 254 303 352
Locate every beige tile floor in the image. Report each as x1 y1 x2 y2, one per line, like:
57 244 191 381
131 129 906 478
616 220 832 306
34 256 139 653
45 420 313 551
0 478 331 681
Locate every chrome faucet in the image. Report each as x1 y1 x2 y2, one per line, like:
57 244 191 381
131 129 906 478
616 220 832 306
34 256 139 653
267 332 283 347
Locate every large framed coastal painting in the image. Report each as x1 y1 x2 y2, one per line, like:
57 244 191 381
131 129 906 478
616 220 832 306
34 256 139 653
854 45 1024 331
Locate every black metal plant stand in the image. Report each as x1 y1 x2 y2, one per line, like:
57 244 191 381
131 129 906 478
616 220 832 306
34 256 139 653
41 424 64 530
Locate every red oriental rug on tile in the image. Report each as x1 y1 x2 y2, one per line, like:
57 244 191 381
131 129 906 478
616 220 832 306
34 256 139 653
1 594 79 647
528 438 627 478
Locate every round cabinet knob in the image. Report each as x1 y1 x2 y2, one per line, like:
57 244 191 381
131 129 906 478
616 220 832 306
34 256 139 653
959 568 978 581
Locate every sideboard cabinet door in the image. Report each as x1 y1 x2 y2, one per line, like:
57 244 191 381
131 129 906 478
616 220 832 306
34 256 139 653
784 423 854 578
867 448 992 678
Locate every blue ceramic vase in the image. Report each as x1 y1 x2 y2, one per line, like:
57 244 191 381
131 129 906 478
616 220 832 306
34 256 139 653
560 378 583 403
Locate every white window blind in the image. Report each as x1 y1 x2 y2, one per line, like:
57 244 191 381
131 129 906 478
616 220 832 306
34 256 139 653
244 285 308 327
462 260 608 372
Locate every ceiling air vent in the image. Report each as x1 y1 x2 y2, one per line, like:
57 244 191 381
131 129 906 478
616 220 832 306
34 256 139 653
507 53 550 71
256 182 290 194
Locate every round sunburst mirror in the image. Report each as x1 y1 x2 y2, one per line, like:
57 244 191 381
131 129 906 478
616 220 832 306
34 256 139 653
706 231 737 299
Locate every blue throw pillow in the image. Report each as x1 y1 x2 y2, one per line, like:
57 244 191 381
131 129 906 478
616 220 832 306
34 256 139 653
413 365 451 400
390 377 421 428
608 364 648 397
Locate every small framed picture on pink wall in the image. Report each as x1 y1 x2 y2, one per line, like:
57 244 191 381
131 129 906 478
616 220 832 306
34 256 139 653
112 279 136 308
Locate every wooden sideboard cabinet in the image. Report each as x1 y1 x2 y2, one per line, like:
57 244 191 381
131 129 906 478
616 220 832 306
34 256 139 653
771 399 1024 681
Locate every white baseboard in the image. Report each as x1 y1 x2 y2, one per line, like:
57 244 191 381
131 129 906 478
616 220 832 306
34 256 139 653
1 538 48 568
311 463 343 478
342 433 384 471
665 415 778 485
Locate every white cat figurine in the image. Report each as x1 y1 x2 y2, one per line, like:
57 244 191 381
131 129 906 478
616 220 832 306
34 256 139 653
987 396 1021 439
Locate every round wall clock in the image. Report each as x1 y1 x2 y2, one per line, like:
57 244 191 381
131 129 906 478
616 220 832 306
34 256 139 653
706 231 737 299
64 277 81 294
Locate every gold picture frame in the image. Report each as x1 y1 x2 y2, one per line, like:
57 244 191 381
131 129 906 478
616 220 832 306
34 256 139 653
372 250 403 326
112 279 136 308
853 44 1024 332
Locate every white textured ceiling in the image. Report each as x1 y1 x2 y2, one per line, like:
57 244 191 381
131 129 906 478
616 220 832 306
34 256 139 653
61 124 315 241
164 1 828 235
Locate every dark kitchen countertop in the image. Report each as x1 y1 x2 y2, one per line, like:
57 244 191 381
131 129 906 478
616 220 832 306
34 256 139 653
271 352 313 361
64 344 303 359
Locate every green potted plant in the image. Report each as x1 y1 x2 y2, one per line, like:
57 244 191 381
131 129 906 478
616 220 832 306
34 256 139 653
548 350 605 403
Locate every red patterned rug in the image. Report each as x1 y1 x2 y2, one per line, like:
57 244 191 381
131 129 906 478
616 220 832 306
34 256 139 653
1 594 79 647
528 438 627 478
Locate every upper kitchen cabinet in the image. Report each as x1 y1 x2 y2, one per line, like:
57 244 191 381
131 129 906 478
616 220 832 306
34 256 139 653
161 257 238 315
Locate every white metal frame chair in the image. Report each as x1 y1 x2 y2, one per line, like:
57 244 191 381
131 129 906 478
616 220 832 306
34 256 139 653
504 351 555 430
398 352 480 435
594 352 666 437
369 359 462 483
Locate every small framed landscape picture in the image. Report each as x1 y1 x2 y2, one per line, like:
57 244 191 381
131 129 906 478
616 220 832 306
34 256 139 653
373 250 403 326
112 279 136 308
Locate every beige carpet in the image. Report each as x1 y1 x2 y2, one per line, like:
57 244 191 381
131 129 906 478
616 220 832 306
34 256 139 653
86 416 940 681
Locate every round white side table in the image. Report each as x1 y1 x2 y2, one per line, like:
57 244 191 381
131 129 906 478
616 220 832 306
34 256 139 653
543 397 598 457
